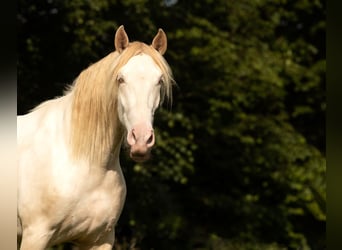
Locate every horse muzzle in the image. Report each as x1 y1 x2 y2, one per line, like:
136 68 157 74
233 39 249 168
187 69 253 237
127 123 155 162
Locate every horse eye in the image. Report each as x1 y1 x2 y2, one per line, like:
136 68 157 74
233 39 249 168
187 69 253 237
158 78 164 85
117 77 125 84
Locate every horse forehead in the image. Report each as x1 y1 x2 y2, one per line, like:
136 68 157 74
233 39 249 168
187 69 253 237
121 54 161 77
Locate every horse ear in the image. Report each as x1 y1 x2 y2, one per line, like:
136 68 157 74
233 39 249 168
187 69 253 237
115 25 129 53
151 28 167 55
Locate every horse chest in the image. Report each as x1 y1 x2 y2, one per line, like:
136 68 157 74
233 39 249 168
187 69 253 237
56 168 127 242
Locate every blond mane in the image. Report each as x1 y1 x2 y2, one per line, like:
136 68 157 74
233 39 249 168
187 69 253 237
69 42 174 165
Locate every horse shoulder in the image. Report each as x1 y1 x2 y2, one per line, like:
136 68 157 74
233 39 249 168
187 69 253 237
18 96 73 224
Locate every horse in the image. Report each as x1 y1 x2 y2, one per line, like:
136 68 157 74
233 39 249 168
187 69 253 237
17 25 174 250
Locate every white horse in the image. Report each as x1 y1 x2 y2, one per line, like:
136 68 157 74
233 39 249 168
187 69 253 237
17 25 173 249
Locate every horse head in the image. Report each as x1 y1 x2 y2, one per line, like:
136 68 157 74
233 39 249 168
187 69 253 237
114 26 171 162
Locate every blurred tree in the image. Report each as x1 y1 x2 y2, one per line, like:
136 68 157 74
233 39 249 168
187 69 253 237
18 0 325 249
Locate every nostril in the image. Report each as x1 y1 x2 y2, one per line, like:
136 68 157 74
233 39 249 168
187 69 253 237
132 129 137 141
147 134 153 144
146 132 155 147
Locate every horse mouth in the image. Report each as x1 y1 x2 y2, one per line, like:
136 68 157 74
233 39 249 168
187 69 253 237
130 150 151 162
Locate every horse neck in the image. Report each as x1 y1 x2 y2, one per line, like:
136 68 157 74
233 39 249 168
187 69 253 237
69 52 124 167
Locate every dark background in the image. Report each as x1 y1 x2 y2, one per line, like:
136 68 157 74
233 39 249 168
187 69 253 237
17 0 325 249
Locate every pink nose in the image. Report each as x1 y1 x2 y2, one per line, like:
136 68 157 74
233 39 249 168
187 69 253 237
127 125 155 162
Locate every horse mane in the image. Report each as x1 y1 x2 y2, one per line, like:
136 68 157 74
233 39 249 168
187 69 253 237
69 42 174 165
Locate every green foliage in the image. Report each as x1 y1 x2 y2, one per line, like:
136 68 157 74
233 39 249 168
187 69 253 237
18 0 325 249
